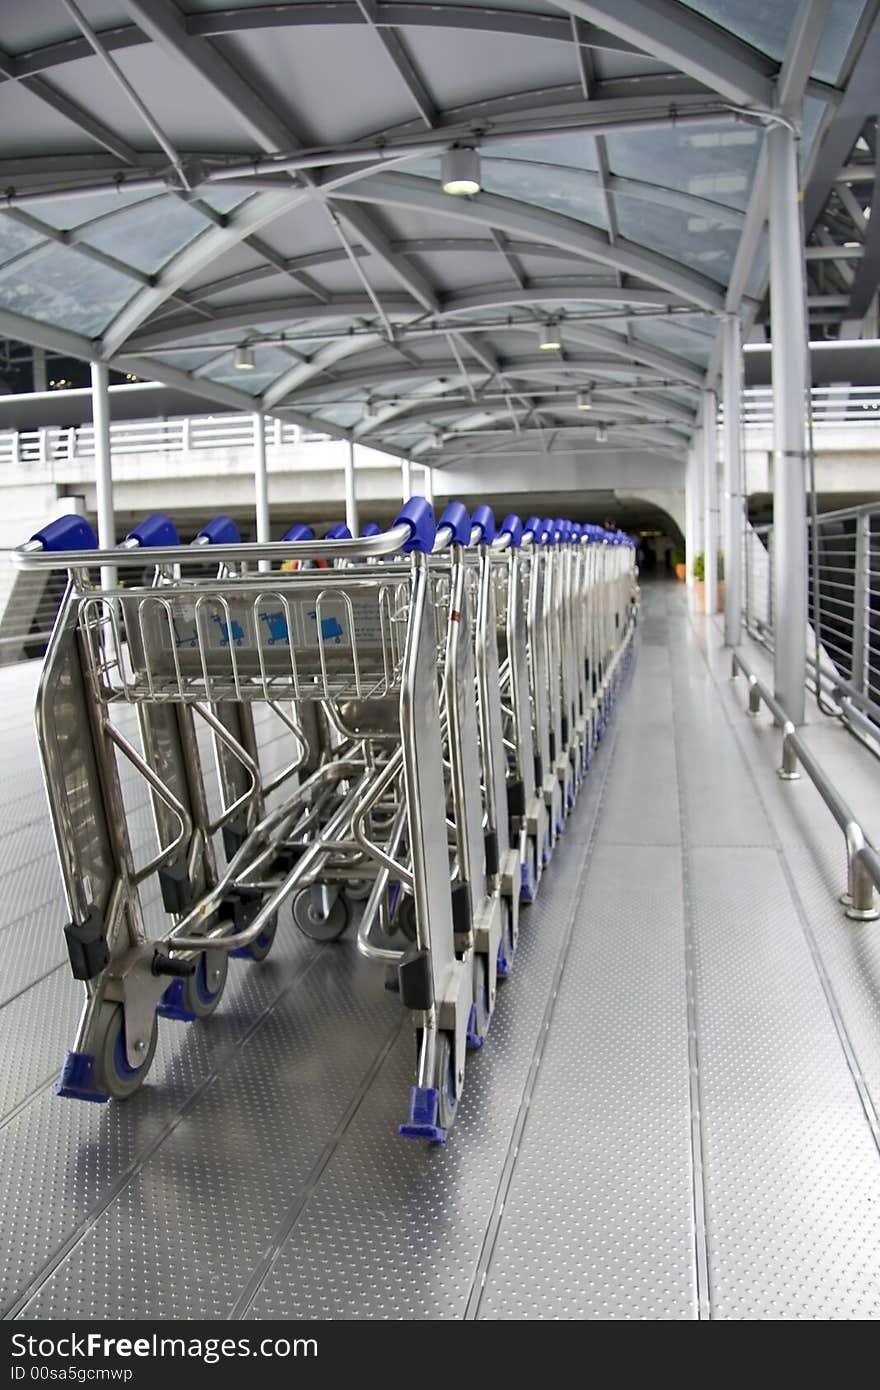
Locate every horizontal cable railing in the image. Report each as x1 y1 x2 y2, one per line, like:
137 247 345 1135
743 502 880 737
720 383 880 427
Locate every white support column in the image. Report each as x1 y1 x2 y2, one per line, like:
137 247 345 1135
685 432 704 599
422 464 434 506
32 347 47 393
702 388 719 616
401 458 411 503
722 314 744 645
344 440 360 536
253 411 271 572
768 121 808 724
90 360 115 590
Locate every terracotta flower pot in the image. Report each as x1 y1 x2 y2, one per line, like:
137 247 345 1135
674 563 686 582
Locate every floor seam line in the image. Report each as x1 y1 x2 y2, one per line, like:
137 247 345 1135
230 1016 406 1321
463 658 629 1321
690 619 880 1164
668 610 712 1323
2 943 329 1321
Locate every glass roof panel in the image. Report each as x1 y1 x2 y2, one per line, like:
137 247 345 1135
24 188 160 233
0 216 49 269
197 188 253 215
613 192 740 282
403 155 606 229
677 0 866 83
79 196 209 274
630 317 716 367
0 243 135 336
483 134 599 173
605 123 760 212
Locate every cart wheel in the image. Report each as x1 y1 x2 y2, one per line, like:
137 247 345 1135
434 1031 458 1131
182 949 229 1018
92 1001 158 1101
468 954 490 1049
236 912 278 962
344 879 371 902
292 887 350 941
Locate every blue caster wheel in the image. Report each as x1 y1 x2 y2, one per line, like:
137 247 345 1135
182 949 228 1018
92 1001 158 1100
467 954 490 1049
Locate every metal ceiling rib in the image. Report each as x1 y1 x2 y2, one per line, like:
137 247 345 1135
0 0 874 462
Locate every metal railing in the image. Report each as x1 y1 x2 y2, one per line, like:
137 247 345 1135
0 413 332 471
731 652 879 921
721 384 880 427
743 502 880 735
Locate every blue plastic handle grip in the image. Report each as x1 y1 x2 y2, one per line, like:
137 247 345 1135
360 522 381 538
470 503 496 545
197 514 241 546
282 523 315 543
325 522 352 541
30 514 97 552
542 518 558 543
126 513 179 548
523 516 544 544
393 497 436 553
500 514 523 549
438 500 470 545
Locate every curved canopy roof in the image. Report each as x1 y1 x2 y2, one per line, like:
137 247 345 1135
0 0 874 467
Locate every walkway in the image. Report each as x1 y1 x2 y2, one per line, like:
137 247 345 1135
1 582 880 1320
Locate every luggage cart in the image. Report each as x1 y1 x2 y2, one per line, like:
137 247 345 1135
14 503 638 1144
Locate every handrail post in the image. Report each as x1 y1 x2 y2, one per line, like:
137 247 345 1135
777 722 800 780
842 824 880 921
747 675 761 715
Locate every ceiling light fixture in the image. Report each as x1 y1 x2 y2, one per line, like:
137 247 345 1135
430 431 443 449
596 422 608 444
577 387 593 411
539 319 562 352
441 147 481 196
234 345 255 370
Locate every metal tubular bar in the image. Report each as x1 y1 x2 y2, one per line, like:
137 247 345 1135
767 122 808 725
253 411 271 573
345 440 360 536
90 360 116 592
731 651 879 920
722 314 743 645
702 387 718 616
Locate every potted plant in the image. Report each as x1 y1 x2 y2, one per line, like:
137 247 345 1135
692 552 725 613
673 547 686 582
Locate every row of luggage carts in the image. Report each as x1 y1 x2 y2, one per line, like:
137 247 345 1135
14 501 638 1142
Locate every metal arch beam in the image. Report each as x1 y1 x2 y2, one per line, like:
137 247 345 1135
334 203 439 312
440 284 690 314
363 391 695 436
122 284 703 351
543 0 775 108
120 0 305 153
262 333 388 408
124 294 418 350
330 172 727 311
101 190 312 355
0 47 139 164
8 9 647 84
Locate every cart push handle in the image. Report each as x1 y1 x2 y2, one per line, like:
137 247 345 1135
14 509 430 570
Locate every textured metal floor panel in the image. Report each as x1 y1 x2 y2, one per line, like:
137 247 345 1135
2 583 880 1319
477 843 697 1320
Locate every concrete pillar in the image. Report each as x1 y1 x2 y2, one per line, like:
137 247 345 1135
768 122 808 724
345 440 359 536
702 388 719 616
32 347 47 393
722 315 744 645
253 412 271 572
401 458 411 503
422 464 434 506
90 361 115 590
